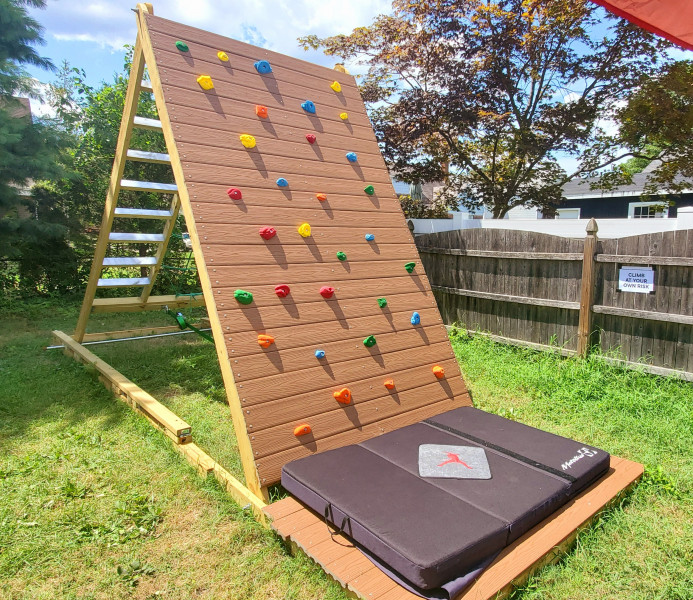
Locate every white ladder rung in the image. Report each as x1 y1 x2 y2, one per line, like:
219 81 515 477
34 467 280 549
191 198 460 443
102 257 158 266
109 232 166 243
114 207 174 219
120 179 178 193
97 277 151 288
133 116 162 130
126 149 171 164
140 80 153 92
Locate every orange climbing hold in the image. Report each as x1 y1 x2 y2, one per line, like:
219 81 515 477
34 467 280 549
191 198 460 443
384 379 395 390
432 365 445 379
255 104 268 118
294 423 312 437
257 334 275 348
333 388 352 404
316 193 327 202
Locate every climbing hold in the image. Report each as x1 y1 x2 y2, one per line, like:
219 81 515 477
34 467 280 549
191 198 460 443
298 222 311 237
315 349 326 359
346 152 357 162
384 379 395 390
196 75 214 90
294 423 311 437
339 112 348 120
433 365 445 379
306 133 317 144
276 178 289 187
275 284 290 297
377 297 387 308
234 289 253 305
364 185 375 196
254 60 272 74
363 335 376 348
333 388 352 404
257 334 275 348
258 226 277 240
330 80 342 93
226 187 242 200
316 193 327 202
255 105 268 118
175 41 189 52
217 50 229 62
365 233 375 241
240 134 256 148
404 262 416 273
411 311 421 325
319 286 335 299
336 251 347 261
301 100 316 114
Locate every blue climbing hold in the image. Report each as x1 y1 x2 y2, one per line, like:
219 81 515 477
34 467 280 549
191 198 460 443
365 233 375 241
254 60 272 74
346 152 357 162
315 349 326 359
276 178 288 187
301 100 316 114
411 312 421 325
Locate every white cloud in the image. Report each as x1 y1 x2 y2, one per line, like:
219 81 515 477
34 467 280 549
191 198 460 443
34 0 392 66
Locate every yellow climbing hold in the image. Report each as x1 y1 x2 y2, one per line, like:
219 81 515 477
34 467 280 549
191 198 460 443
217 50 229 62
239 134 256 149
298 223 311 238
339 112 348 120
330 80 342 93
196 75 214 90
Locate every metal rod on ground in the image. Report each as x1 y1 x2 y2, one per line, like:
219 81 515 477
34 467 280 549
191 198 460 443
45 328 213 349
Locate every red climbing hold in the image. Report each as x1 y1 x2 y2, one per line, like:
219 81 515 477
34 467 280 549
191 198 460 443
333 388 352 404
306 133 317 144
226 187 242 200
255 104 268 118
259 226 277 240
257 334 275 348
294 423 312 437
384 379 395 390
274 284 290 297
316 193 327 202
432 365 445 379
319 286 335 299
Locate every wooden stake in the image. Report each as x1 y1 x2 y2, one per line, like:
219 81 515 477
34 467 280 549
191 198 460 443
577 218 598 357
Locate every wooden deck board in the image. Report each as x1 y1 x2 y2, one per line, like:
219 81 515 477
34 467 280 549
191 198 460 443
266 457 643 600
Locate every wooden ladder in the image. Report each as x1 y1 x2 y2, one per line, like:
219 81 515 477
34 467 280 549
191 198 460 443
73 34 181 342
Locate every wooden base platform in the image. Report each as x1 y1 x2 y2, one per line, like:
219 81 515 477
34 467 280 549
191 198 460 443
265 456 643 600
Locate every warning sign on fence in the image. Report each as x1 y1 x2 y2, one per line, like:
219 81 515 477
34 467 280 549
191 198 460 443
618 267 655 293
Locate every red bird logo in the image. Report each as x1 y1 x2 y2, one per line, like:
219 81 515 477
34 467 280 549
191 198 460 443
438 452 473 469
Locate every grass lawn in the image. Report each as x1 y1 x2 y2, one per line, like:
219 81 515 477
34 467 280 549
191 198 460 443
1 299 691 599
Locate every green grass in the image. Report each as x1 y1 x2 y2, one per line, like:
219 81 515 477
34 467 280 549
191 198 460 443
1 299 691 599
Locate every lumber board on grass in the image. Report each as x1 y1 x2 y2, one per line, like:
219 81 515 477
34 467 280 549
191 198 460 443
90 294 205 313
82 319 211 342
266 456 643 600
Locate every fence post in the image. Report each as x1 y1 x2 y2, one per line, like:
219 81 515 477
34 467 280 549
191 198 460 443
577 218 598 357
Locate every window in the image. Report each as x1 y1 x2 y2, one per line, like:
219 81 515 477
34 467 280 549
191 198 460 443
555 208 581 219
628 201 669 218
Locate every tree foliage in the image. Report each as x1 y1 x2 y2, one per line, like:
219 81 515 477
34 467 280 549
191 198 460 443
300 0 670 217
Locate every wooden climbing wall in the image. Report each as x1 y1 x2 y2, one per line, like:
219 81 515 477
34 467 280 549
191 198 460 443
144 13 472 486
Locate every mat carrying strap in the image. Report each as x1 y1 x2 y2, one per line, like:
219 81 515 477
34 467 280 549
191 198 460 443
324 503 354 545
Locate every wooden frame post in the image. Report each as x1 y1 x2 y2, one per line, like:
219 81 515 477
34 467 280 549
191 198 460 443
577 218 598 357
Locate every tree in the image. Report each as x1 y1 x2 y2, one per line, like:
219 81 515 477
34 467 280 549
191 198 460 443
300 0 671 218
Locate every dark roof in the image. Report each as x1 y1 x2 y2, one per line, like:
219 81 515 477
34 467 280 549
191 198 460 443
563 172 693 199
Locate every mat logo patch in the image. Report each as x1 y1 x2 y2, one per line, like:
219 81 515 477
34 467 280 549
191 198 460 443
419 444 491 479
561 447 598 471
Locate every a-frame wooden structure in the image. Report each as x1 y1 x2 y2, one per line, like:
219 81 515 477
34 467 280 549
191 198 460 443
54 4 643 599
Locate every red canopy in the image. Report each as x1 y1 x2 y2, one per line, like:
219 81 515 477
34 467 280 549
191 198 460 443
591 0 693 50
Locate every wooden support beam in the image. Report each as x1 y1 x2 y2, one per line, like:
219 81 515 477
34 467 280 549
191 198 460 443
53 330 192 443
432 285 580 310
91 294 205 313
82 320 210 342
419 248 583 261
592 304 693 326
577 219 598 357
596 254 693 267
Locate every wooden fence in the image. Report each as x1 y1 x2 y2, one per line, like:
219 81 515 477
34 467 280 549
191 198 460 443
416 222 693 380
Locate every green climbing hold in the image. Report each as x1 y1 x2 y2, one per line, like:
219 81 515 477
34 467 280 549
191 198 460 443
175 41 189 52
377 297 387 308
234 289 254 305
336 251 347 261
363 335 377 348
404 262 416 273
364 185 375 196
